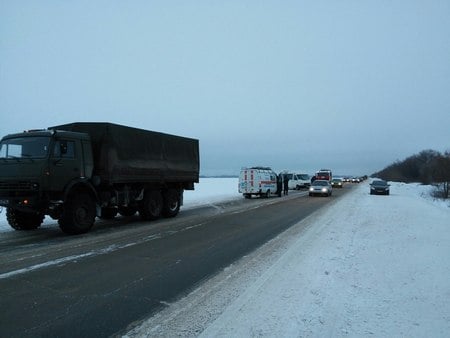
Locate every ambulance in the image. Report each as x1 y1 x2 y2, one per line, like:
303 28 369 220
239 167 279 198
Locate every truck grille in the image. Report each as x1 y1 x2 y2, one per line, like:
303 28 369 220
0 181 39 191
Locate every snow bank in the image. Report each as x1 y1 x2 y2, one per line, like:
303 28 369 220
183 177 240 208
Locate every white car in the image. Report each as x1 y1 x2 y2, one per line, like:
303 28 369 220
309 180 333 197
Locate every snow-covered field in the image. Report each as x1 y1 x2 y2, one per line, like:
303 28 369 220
1 179 449 337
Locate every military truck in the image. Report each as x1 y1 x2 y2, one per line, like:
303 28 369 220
0 122 199 234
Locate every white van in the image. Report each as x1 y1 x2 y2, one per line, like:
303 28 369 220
281 172 311 190
239 167 279 198
296 173 311 188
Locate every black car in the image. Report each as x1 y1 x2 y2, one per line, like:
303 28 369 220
370 180 390 195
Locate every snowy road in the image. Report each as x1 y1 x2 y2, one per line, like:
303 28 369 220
1 179 449 337
0 181 353 337
126 181 450 337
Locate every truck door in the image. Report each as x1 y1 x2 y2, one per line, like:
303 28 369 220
48 139 82 192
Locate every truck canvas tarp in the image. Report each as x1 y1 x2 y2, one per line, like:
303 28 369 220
49 122 200 185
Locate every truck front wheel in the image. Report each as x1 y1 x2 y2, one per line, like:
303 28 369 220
139 191 163 220
59 193 96 235
163 189 180 218
6 208 44 230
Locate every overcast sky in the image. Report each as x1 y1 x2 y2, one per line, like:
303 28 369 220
1 1 449 176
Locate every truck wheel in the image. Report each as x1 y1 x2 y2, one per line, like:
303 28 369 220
139 191 163 220
59 193 96 235
163 190 180 218
6 208 44 230
118 206 137 217
244 194 251 199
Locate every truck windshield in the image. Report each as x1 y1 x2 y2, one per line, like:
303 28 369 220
0 137 51 159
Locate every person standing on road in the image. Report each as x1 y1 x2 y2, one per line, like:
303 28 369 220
283 175 289 196
277 174 283 197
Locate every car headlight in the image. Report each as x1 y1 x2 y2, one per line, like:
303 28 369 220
321 188 327 192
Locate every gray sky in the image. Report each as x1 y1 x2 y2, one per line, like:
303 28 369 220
1 1 449 176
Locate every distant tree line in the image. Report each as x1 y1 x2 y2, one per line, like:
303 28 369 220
372 149 450 199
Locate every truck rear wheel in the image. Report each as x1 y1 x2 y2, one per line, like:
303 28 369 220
139 190 163 220
163 189 180 218
6 208 44 230
59 193 96 235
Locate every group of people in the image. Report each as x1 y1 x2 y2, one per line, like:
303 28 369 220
277 174 290 197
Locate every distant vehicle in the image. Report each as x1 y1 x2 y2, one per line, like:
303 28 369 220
370 180 390 195
309 180 333 197
281 172 309 190
315 169 332 182
331 178 343 188
351 177 361 183
239 167 278 198
296 173 311 188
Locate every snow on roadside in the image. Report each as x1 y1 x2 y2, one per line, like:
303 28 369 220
183 177 240 208
126 181 450 337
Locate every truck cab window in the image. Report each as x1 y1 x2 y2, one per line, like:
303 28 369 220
53 140 75 158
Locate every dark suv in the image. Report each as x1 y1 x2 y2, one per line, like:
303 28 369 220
370 180 390 195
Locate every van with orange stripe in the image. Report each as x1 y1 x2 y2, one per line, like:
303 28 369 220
238 167 278 199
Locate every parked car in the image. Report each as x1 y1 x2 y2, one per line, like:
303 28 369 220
331 178 343 188
370 180 390 195
309 180 332 197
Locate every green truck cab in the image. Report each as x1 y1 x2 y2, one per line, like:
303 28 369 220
0 123 199 235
